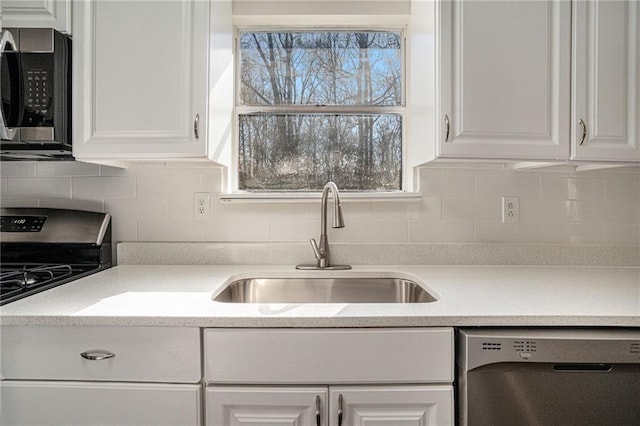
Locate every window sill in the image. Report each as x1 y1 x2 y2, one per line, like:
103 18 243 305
219 191 422 203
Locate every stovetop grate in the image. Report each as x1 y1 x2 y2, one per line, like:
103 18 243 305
2 264 75 289
0 263 106 304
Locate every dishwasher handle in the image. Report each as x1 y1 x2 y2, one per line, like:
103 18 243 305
553 363 613 372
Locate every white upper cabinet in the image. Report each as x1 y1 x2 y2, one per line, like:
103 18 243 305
437 0 639 164
2 0 72 34
72 0 231 167
438 0 571 161
572 0 640 162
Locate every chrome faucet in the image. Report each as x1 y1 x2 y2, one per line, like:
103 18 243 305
296 182 351 270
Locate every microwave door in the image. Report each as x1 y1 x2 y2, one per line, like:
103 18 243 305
1 29 22 141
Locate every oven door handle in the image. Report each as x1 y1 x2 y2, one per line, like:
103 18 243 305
0 29 20 141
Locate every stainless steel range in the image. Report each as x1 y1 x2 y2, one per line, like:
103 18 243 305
0 208 112 305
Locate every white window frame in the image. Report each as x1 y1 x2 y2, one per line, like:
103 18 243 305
233 26 407 194
212 0 434 201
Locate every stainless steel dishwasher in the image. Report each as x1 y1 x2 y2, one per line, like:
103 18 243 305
457 328 640 426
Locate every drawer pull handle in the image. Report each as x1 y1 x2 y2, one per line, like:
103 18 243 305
337 394 343 426
315 395 321 426
81 350 115 360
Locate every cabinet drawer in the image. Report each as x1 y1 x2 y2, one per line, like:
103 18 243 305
0 325 200 383
204 327 453 384
0 381 201 426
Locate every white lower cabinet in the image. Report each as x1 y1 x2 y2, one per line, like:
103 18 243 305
207 386 328 426
207 385 453 426
0 325 202 426
1 381 201 426
204 328 455 426
1 325 455 425
329 386 453 426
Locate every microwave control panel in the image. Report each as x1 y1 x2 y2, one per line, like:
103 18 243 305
25 69 51 117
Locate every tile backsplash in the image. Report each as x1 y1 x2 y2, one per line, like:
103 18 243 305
1 161 639 247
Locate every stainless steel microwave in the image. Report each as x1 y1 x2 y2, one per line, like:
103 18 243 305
0 28 72 160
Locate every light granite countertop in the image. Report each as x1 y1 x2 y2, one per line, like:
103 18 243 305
1 264 638 328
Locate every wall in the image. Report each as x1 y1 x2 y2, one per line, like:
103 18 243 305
1 161 639 248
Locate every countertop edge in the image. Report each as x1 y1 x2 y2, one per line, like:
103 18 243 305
2 315 639 328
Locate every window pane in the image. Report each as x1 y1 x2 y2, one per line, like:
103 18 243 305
239 114 402 191
240 31 402 106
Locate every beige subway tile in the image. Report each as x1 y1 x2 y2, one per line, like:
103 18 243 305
442 197 501 221
475 222 541 242
7 177 71 199
541 177 605 200
72 176 136 200
408 220 475 242
36 161 100 177
0 162 36 177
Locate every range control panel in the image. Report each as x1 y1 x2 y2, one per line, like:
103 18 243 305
1 216 47 232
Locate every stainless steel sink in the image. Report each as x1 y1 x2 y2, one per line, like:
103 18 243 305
213 277 437 303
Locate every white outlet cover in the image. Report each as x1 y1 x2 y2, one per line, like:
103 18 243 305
502 196 519 223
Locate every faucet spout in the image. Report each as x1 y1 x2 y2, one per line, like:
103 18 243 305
296 182 351 270
322 182 345 231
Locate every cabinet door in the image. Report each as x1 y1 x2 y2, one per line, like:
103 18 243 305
2 0 72 34
438 0 570 160
207 386 328 426
0 381 201 426
329 385 453 426
572 0 640 162
72 0 208 164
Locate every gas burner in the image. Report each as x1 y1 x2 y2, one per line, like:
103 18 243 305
1 265 74 290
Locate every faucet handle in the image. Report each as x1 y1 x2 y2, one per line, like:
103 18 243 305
309 238 323 260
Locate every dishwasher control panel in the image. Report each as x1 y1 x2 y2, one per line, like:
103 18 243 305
459 328 640 371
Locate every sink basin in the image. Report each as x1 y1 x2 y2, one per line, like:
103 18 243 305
213 277 437 303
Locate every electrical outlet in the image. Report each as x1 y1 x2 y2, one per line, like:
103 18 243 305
194 192 211 220
502 196 519 223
